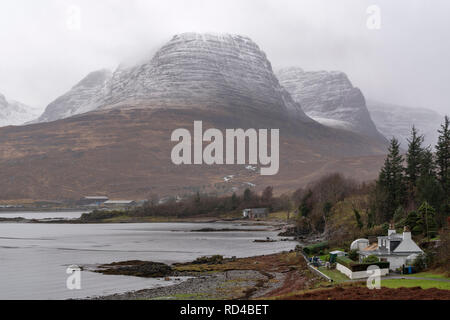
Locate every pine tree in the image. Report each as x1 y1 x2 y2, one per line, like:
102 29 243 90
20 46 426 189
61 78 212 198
415 202 438 240
417 147 443 213
420 148 436 177
261 186 273 204
353 208 363 229
243 188 252 202
406 126 424 192
367 209 375 229
436 116 450 211
393 206 406 223
299 190 313 217
405 210 419 234
378 138 407 220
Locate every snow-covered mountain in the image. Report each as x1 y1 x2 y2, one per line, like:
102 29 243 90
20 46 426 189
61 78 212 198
367 100 444 149
37 69 112 123
277 67 385 141
0 92 40 127
38 33 311 123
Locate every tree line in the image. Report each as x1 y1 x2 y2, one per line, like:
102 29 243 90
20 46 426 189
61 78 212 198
372 116 449 239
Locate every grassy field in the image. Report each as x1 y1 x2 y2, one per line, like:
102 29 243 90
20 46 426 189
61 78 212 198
268 211 291 220
407 271 450 280
318 267 349 283
381 279 450 290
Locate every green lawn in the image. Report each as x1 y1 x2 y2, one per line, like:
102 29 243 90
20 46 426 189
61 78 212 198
407 272 450 280
268 211 290 220
318 267 349 283
381 279 450 290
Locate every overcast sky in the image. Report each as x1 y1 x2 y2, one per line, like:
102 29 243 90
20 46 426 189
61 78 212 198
0 0 449 114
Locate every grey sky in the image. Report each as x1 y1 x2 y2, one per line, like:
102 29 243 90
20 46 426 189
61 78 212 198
0 0 449 115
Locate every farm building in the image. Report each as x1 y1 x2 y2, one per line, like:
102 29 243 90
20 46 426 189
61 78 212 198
103 200 136 208
242 208 269 219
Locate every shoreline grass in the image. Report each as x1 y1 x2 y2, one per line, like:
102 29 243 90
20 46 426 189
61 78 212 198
381 279 450 290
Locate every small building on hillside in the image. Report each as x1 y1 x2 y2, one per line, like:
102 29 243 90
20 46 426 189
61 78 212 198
242 208 269 219
329 250 346 257
79 196 109 206
356 224 423 271
103 200 136 209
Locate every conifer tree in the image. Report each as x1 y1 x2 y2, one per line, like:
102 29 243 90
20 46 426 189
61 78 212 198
435 116 450 214
405 210 419 234
406 126 424 192
231 192 238 210
417 147 443 213
415 202 438 240
378 138 406 220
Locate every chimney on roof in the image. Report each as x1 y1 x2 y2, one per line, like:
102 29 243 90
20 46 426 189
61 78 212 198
403 226 412 240
388 222 396 236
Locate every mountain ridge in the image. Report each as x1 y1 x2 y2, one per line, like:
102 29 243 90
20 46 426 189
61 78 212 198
0 33 389 200
367 99 444 148
38 33 312 124
277 67 386 143
0 92 40 127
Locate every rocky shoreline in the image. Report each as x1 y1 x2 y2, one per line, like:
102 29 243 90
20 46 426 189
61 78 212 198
91 270 270 300
86 247 323 300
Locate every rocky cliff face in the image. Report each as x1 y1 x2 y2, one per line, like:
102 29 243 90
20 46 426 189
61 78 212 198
0 92 40 127
37 69 112 123
38 33 311 123
367 100 443 149
277 67 384 140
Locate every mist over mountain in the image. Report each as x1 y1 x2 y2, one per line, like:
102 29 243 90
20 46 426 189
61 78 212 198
0 33 388 200
277 67 386 143
367 100 444 149
37 69 112 123
38 33 311 123
0 92 40 127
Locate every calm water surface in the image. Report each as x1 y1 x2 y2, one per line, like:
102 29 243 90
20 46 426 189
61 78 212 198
0 214 296 300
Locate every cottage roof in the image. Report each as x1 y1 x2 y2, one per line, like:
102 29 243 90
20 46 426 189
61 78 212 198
362 243 379 251
378 234 403 241
104 200 135 204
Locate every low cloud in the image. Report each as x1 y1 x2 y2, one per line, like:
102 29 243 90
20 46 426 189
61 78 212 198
0 0 448 114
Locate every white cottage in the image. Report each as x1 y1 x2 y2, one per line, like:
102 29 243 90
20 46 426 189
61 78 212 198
242 208 268 219
358 225 423 271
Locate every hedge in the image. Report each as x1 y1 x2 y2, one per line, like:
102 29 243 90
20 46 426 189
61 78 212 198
336 256 355 268
350 262 390 272
336 256 390 272
303 241 329 255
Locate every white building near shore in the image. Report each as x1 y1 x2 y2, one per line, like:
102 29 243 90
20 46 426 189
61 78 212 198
356 225 423 271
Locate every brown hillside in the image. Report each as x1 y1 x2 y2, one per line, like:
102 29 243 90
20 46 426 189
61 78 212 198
0 107 386 200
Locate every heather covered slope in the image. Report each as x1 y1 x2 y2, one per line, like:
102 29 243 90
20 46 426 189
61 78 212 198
0 106 386 200
0 33 389 200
